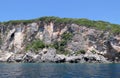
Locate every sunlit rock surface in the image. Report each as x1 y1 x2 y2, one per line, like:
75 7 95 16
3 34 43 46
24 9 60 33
0 18 120 63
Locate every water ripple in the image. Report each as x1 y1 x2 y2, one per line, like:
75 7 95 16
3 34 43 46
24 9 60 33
0 63 120 78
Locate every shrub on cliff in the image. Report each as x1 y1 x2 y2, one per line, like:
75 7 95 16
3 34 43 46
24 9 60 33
52 32 73 55
75 50 86 55
25 40 45 51
62 32 73 40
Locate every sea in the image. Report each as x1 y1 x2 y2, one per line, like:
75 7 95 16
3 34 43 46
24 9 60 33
0 63 120 78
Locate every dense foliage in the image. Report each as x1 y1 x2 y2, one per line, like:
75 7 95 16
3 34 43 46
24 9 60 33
1 16 120 33
25 39 45 52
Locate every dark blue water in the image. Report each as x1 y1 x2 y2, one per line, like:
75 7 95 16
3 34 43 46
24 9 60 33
0 63 120 78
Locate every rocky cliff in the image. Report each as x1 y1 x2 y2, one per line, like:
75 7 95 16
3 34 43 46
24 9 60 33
0 17 120 63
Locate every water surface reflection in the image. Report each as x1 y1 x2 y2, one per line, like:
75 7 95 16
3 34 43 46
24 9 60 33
0 63 120 78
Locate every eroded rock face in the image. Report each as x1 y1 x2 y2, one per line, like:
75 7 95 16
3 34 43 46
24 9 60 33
39 48 57 62
67 33 86 52
0 22 120 63
0 22 69 52
0 50 13 62
14 32 25 53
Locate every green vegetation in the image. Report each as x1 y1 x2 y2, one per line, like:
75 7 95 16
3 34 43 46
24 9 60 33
75 50 86 55
1 16 120 54
25 32 73 54
25 37 72 55
2 20 35 25
25 39 45 52
1 16 120 33
61 32 73 41
52 32 73 55
91 50 96 54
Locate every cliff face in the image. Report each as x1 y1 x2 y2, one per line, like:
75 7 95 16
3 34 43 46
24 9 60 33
0 17 120 63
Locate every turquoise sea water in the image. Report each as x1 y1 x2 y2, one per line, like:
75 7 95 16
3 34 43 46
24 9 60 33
0 63 120 78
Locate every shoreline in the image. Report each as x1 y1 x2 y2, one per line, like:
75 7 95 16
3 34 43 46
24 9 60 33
0 62 120 64
0 49 120 64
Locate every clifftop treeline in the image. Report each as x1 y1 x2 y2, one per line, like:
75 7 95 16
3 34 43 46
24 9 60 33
1 16 120 34
0 16 120 63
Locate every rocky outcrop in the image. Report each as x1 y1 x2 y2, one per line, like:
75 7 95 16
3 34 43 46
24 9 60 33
0 18 120 63
2 48 111 63
38 48 57 62
0 50 13 62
